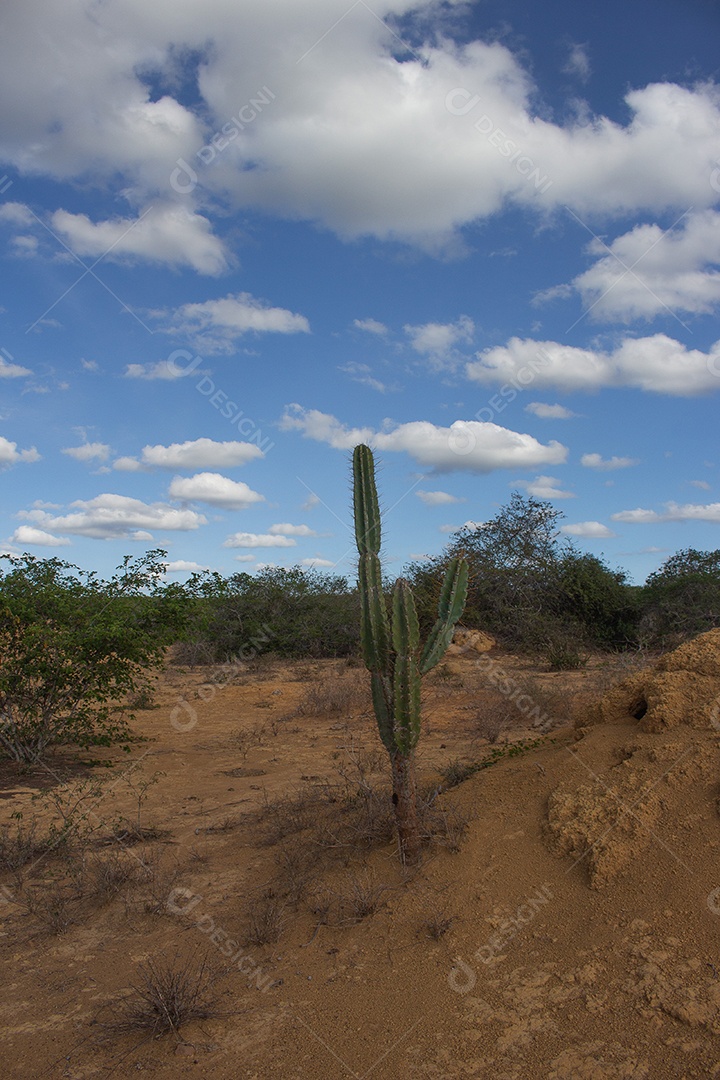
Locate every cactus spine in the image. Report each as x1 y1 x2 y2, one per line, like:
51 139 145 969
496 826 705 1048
352 444 468 860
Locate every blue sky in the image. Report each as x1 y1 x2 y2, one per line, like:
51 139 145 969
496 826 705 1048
0 0 719 585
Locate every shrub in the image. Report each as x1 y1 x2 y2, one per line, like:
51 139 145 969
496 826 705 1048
180 566 361 661
0 550 190 762
639 548 720 647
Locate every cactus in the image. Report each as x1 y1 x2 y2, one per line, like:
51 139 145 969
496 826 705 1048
352 444 468 861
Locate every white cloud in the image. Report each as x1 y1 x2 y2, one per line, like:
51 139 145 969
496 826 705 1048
514 475 575 499
0 202 34 226
165 560 208 573
339 362 391 393
525 402 576 419
223 532 296 548
234 554 256 562
561 521 616 538
2 6 720 251
690 479 711 490
581 452 639 470
62 442 111 463
125 361 188 381
416 490 464 506
564 210 720 322
404 316 474 363
612 501 720 523
302 493 321 511
0 351 32 378
10 525 71 547
117 438 263 471
0 436 40 468
19 494 206 539
301 557 335 568
281 405 567 474
113 456 146 473
269 523 318 537
563 43 591 82
163 292 310 353
51 204 227 275
468 334 720 396
353 317 388 335
169 472 265 509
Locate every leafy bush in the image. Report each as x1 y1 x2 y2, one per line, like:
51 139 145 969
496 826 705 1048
180 566 360 661
639 547 720 647
406 494 638 653
0 549 189 762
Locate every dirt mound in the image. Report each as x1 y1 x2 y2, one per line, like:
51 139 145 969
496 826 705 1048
586 629 720 734
447 628 496 656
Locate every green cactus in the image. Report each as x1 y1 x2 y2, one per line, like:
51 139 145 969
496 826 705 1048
352 444 468 861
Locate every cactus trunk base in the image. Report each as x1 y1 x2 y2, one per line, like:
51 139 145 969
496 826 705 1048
390 750 421 863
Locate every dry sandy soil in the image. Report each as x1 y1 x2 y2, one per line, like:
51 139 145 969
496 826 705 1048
2 640 720 1079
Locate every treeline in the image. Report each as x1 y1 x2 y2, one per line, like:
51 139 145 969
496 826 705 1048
176 494 720 667
1 502 719 760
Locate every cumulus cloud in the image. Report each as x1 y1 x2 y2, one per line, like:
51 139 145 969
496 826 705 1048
268 523 318 536
560 521 616 538
468 334 720 396
165 560 208 573
161 292 310 353
563 42 591 82
0 202 34 226
301 557 335 568
116 438 263 471
404 316 474 363
19 494 206 539
581 453 639 470
612 501 720 523
353 317 388 335
0 351 32 378
3 5 718 250
281 405 567 474
62 442 111 463
514 475 575 499
10 525 70 547
51 205 228 275
0 436 40 468
168 472 264 509
339 362 392 393
525 402 576 419
416 490 464 506
223 532 296 548
124 361 188 380
554 210 720 323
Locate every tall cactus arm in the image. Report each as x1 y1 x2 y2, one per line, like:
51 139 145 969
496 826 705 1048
392 579 422 752
353 444 382 556
370 671 395 752
419 556 469 675
358 550 391 673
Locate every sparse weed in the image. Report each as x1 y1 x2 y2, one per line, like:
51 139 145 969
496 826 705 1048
243 892 287 946
109 952 221 1037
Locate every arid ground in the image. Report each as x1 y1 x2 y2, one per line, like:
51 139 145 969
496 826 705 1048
2 641 720 1079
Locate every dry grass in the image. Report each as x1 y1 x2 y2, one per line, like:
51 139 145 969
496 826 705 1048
283 669 370 719
242 892 287 946
109 952 222 1037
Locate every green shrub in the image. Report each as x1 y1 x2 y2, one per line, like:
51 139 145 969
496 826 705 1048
0 550 189 762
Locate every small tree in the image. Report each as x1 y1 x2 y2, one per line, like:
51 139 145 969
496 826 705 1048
0 550 189 763
352 445 468 862
640 548 720 646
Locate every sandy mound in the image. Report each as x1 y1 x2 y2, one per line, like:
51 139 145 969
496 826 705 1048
545 631 720 889
446 628 495 656
585 628 720 734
